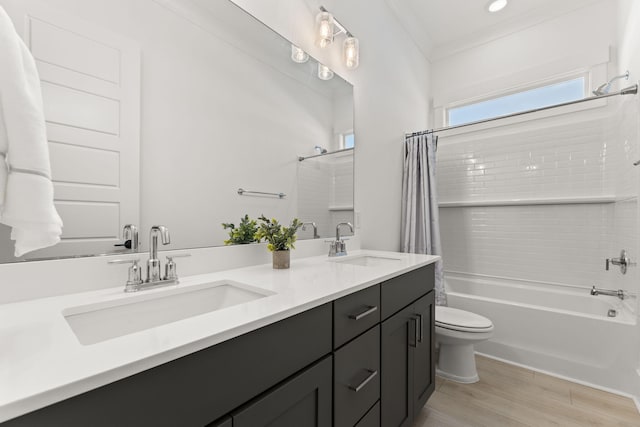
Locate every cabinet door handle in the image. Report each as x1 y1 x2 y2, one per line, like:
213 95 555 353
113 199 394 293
349 369 378 392
416 313 423 343
348 305 378 320
410 316 419 348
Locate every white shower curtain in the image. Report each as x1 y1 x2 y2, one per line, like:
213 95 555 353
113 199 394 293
401 133 446 306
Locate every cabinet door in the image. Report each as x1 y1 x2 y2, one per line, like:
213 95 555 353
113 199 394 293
412 291 435 418
233 356 332 427
380 304 416 427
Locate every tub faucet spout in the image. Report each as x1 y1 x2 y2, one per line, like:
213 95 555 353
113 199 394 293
590 285 626 300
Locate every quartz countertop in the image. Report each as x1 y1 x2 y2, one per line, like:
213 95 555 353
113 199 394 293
0 250 439 422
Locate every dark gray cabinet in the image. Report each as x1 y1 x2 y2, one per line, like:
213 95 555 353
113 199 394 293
3 264 436 427
380 291 435 427
4 303 332 427
232 356 333 427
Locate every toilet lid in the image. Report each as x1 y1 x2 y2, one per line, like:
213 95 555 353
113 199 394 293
436 306 493 331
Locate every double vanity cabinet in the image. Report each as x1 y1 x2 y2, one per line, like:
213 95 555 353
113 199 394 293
4 263 435 427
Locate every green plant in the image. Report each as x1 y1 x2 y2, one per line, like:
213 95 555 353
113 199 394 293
222 215 259 245
255 215 302 252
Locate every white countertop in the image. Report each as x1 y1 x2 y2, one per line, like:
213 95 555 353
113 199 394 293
0 250 439 422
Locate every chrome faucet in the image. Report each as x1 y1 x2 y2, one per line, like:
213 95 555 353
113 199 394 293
109 225 192 292
123 224 139 251
591 286 626 300
147 225 170 282
302 222 319 239
329 222 353 257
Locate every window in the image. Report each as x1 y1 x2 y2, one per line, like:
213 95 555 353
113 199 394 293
447 77 586 126
339 132 355 149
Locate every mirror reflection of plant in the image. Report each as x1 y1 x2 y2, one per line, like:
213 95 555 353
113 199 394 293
255 215 302 252
222 215 260 245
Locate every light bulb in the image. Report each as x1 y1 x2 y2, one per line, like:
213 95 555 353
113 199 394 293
343 37 359 69
290 44 309 63
315 11 334 48
317 63 334 81
487 0 508 13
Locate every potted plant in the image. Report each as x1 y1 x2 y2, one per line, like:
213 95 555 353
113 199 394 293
222 214 260 245
255 215 302 269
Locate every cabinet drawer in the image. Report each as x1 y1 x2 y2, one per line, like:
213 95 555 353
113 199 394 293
381 265 434 320
334 325 380 427
334 284 380 348
356 401 380 427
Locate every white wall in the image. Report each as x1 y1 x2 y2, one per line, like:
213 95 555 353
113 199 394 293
231 0 432 251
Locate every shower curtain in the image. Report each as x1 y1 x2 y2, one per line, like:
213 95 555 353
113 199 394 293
401 133 446 306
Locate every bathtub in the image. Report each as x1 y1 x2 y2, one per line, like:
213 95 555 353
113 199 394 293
444 272 639 393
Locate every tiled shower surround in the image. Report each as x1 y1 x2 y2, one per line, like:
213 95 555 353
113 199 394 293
297 153 354 239
437 98 639 295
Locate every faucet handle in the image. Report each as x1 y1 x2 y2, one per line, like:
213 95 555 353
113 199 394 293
108 258 143 292
164 253 191 281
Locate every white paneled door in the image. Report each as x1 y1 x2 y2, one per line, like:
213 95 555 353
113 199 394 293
1 0 140 258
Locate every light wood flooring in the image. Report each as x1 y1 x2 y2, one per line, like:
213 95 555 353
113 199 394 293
415 355 640 427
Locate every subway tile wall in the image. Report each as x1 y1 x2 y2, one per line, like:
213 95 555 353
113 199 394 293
437 102 639 291
297 154 354 239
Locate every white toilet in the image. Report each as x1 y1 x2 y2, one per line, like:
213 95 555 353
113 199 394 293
435 306 494 384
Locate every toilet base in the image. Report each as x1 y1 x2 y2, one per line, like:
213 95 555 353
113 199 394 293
436 367 479 384
436 341 480 384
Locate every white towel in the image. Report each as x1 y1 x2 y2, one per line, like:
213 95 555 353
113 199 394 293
0 6 63 257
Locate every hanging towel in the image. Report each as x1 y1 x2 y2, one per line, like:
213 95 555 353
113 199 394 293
0 6 63 257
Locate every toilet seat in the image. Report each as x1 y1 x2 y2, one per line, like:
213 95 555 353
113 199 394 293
436 306 493 333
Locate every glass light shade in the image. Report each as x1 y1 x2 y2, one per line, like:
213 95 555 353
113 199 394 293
487 0 508 12
315 11 334 48
343 37 359 69
317 63 334 81
290 44 309 63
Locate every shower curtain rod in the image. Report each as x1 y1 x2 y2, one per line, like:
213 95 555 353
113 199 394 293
405 84 639 138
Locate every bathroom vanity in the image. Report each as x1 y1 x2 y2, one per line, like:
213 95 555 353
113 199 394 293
0 251 437 427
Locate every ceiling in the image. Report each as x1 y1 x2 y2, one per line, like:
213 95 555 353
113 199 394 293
386 0 605 60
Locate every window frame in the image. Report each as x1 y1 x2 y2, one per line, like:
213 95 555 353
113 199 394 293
434 69 608 137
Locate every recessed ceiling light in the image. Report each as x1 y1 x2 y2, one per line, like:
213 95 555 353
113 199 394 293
487 0 508 13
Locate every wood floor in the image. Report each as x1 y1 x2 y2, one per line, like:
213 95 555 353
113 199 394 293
415 355 640 427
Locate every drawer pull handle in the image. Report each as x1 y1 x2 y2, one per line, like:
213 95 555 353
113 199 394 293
349 305 378 321
349 369 378 392
416 313 423 343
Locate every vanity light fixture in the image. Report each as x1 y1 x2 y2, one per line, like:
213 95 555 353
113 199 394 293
290 44 309 63
487 0 508 13
317 63 334 80
315 10 335 48
315 6 360 70
343 36 359 70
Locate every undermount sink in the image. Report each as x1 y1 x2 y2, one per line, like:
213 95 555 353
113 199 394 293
331 255 402 267
63 281 274 345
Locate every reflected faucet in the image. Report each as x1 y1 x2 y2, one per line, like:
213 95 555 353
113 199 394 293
329 222 354 257
147 225 170 282
123 224 139 251
302 222 319 239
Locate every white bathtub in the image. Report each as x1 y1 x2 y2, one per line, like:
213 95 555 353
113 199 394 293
445 272 638 393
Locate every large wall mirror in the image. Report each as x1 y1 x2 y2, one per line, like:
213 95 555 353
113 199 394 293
0 0 354 263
